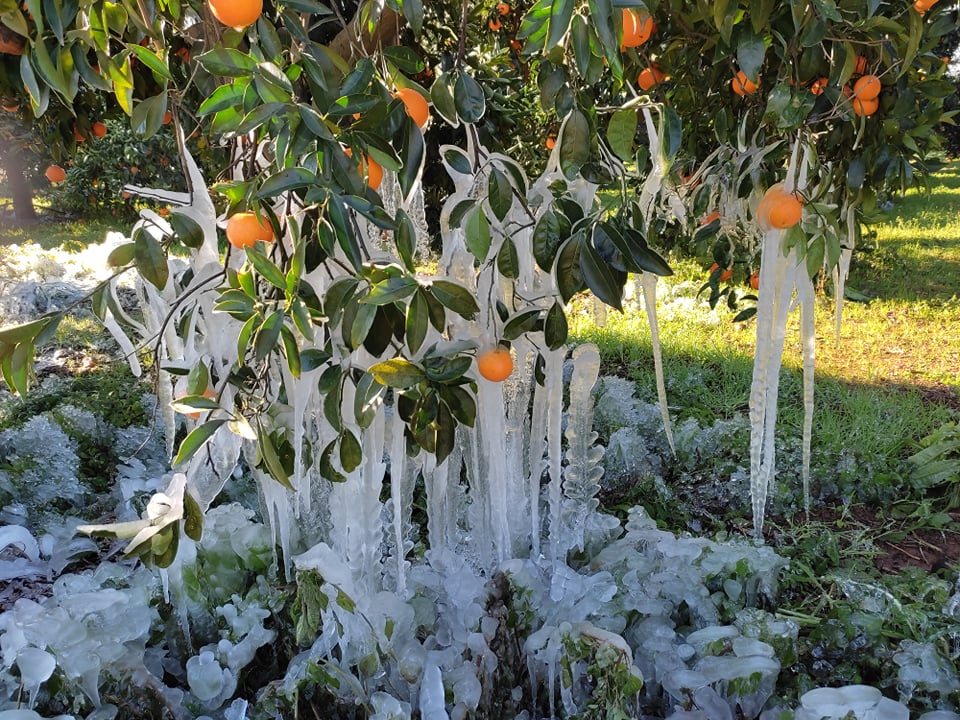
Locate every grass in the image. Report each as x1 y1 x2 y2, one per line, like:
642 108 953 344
0 213 123 252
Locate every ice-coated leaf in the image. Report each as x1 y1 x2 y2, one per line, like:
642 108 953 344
430 280 480 319
340 430 362 472
134 228 168 290
488 167 513 222
454 71 485 123
368 358 427 389
173 419 228 467
607 108 637 161
560 108 590 179
544 302 568 350
464 205 491 262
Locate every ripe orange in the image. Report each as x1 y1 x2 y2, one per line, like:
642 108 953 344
478 346 513 382
914 0 938 11
45 165 67 183
699 210 720 226
226 211 274 249
732 70 758 96
621 9 655 49
208 0 262 29
74 125 85 142
344 147 384 191
708 262 733 282
163 110 173 125
489 17 501 31
545 135 556 150
496 2 510 14
852 74 881 101
810 77 828 96
757 183 803 230
852 96 879 116
638 65 665 91
92 121 107 138
854 55 868 75
749 271 760 290
396 87 430 129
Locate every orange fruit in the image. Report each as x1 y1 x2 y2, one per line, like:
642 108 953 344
621 9 655 49
45 165 67 183
638 65 665 91
478 346 513 382
226 211 274 249
396 87 430 128
489 17 501 31
749 271 760 290
852 74 881 101
91 121 107 138
732 70 758 96
208 0 262 28
757 183 803 230
854 55 868 75
344 147 383 191
545 135 556 150
852 95 879 116
179 387 215 421
708 262 733 282
699 210 720 227
496 2 510 14
163 110 173 125
810 77 828 96
74 125 85 142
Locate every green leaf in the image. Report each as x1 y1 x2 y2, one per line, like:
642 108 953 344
430 280 480 319
127 43 173 81
131 93 169 139
580 240 623 311
183 490 204 542
173 419 228 466
607 109 637 161
320 439 347 483
496 237 520 279
464 205 492 262
197 48 257 77
363 276 419 305
339 430 362 472
8 341 31 396
107 242 136 267
254 310 285 361
544 302 568 350
533 209 563 271
736 32 765 83
503 309 541 340
368 358 427 389
257 419 293 490
245 246 288 290
133 228 169 290
555 234 584 303
258 167 317 197
454 71 485 123
442 147 472 175
488 167 513 222
430 71 459 126
280 325 302 378
383 46 424 74
350 302 377 349
406 290 429 354
354 372 384 429
394 208 416 272
439 385 476 427
168 212 205 249
560 109 590 179
546 0 574 48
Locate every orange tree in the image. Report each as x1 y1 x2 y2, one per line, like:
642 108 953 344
0 0 954 551
0 0 957 715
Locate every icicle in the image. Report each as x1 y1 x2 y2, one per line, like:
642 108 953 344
545 346 567 562
640 272 676 455
834 201 858 345
528 354 551 558
477 378 512 562
389 404 409 594
561 344 604 552
797 270 816 519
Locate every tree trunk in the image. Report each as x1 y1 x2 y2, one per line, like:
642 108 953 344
329 7 404 65
3 146 37 222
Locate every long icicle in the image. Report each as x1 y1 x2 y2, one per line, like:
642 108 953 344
640 272 676 455
833 200 858 345
797 269 816 520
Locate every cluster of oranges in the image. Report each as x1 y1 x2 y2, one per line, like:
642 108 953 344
489 2 510 31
